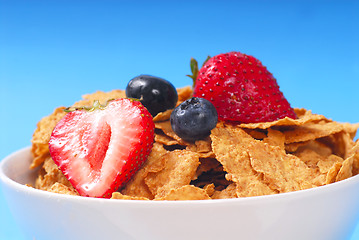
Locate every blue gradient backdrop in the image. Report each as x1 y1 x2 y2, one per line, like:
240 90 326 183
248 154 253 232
1 1 358 239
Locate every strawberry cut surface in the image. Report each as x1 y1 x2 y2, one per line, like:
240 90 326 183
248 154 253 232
49 98 155 198
193 51 297 123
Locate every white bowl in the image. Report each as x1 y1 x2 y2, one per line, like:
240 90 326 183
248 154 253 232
1 147 359 240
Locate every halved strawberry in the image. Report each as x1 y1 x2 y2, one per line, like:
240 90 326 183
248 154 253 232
48 98 155 198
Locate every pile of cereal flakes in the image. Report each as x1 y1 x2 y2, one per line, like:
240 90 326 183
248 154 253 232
30 86 359 200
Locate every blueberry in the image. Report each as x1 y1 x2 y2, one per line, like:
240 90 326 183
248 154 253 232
125 75 178 117
170 97 218 142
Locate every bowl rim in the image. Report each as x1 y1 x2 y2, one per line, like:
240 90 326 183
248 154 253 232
1 146 359 207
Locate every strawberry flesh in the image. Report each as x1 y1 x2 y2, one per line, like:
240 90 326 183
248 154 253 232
49 98 155 198
193 51 296 123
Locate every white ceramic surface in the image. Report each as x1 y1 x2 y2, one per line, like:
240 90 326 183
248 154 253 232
1 147 359 240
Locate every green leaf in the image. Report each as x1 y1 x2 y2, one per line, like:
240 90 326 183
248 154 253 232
202 55 211 67
186 57 199 89
186 55 212 89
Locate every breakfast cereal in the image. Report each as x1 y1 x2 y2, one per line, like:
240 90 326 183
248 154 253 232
30 86 359 200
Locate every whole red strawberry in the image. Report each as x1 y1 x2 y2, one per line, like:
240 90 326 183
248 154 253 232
191 51 296 123
49 98 155 198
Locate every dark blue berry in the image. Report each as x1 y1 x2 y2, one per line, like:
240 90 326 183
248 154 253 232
170 97 218 142
126 75 178 117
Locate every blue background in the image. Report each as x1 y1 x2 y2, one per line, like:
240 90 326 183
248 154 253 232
1 0 358 239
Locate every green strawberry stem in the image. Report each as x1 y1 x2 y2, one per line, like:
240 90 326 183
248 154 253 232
64 100 108 113
186 58 199 89
186 56 211 89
